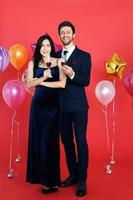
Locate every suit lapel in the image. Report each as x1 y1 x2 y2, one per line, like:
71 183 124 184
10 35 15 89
66 47 81 72
67 47 79 64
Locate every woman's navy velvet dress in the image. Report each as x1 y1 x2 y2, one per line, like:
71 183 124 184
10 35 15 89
26 66 60 187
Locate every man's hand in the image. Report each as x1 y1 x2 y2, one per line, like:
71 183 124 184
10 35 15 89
58 58 66 68
61 64 75 78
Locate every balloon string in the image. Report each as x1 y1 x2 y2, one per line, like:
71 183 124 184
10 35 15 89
111 78 116 161
17 71 20 80
14 119 20 157
102 105 110 154
9 110 16 170
9 110 21 170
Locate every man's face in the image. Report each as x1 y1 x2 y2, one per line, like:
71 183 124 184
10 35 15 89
59 26 75 45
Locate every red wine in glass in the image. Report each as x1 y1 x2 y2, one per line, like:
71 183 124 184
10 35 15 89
46 62 51 67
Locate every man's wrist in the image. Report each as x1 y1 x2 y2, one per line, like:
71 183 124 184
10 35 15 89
69 71 75 79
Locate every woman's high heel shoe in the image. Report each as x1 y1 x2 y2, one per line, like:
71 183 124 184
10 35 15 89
41 186 51 194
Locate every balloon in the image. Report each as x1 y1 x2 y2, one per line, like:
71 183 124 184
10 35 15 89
2 80 26 109
0 47 9 72
54 43 62 52
105 54 127 80
31 42 62 53
9 44 28 70
123 69 133 96
31 43 36 51
95 80 116 105
21 69 35 95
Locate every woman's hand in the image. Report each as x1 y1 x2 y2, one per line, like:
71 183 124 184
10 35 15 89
43 69 52 80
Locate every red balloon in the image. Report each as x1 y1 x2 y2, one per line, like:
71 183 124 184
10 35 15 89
123 69 133 96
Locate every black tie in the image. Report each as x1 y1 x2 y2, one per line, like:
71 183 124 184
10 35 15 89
63 50 68 62
63 50 68 55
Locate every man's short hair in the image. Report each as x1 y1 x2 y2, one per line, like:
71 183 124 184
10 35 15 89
58 21 75 34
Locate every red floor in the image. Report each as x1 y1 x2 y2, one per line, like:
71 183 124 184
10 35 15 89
1 154 133 200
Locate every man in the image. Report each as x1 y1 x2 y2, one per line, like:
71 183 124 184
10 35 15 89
57 21 91 197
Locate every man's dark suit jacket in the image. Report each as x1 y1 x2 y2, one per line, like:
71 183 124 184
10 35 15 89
56 46 91 112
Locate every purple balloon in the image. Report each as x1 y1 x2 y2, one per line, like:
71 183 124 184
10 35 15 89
95 80 116 105
2 80 26 109
123 69 133 96
0 47 9 72
31 42 62 53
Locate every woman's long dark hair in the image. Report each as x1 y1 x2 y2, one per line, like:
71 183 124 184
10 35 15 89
33 34 56 71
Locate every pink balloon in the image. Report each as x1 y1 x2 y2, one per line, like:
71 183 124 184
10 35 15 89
95 80 116 105
21 69 35 95
2 80 26 109
54 43 62 52
31 43 36 51
123 69 133 96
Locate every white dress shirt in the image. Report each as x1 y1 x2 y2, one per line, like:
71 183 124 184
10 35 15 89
62 45 76 61
61 45 76 79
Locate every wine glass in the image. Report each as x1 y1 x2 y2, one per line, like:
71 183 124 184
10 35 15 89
61 62 66 66
46 62 51 68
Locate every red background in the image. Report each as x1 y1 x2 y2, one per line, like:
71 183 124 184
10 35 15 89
1 0 133 199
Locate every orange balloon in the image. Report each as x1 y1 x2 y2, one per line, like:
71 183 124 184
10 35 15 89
9 44 29 70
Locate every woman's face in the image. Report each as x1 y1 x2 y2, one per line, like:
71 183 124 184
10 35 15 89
40 39 51 57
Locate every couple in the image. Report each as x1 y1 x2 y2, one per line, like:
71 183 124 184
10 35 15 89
26 21 91 197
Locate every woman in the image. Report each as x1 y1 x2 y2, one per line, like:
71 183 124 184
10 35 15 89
26 34 66 193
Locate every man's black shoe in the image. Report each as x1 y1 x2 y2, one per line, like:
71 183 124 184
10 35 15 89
41 187 51 194
61 175 77 187
50 186 59 192
75 181 87 197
